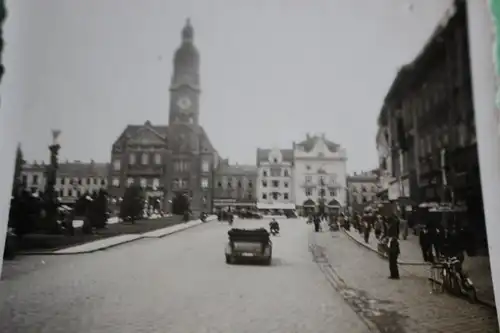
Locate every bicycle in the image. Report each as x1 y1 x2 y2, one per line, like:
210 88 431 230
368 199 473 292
437 256 477 303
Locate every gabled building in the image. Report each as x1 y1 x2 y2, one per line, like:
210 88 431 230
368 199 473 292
213 159 257 211
346 170 381 214
108 20 218 213
256 148 294 211
292 133 347 215
21 160 109 205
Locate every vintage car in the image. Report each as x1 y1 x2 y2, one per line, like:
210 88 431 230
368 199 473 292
225 228 272 265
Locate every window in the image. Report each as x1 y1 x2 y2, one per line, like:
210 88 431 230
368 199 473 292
140 178 147 188
284 193 289 200
113 159 121 171
101 179 106 186
173 179 179 189
248 193 253 200
87 178 92 185
272 192 279 200
262 193 267 200
202 161 210 172
262 180 268 187
217 181 222 188
238 181 242 188
129 153 136 165
270 168 281 177
330 190 336 197
201 178 209 188
78 178 83 186
262 170 268 177
152 178 160 189
141 153 149 165
112 178 120 187
305 176 312 183
305 189 312 196
22 175 27 185
306 165 311 171
273 158 278 163
155 153 162 165
127 178 134 186
248 181 253 188
272 180 279 188
33 175 39 185
284 169 289 177
319 189 326 197
284 182 288 188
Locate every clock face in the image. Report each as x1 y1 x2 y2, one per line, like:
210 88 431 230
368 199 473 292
177 96 192 110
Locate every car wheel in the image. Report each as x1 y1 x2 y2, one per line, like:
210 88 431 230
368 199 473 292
225 255 232 264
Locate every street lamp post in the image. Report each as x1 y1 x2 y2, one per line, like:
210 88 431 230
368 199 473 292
44 130 61 233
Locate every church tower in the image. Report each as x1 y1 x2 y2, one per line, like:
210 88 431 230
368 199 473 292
169 18 200 125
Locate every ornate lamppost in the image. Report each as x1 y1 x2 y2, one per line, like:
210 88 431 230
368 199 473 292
43 130 61 232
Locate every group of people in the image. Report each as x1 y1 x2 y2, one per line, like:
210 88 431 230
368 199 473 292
419 222 468 264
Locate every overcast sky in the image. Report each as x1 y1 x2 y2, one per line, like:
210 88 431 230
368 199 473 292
3 0 453 172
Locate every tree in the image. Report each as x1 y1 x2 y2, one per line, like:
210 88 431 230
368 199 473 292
11 144 25 195
90 189 108 229
119 185 144 223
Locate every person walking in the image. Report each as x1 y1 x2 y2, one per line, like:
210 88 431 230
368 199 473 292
374 215 383 239
388 236 400 279
313 213 321 232
419 225 431 262
363 214 372 243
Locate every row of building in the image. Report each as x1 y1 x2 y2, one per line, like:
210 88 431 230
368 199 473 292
375 0 485 236
18 19 380 215
20 138 380 215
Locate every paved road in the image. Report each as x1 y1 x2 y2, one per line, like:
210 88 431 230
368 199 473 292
0 218 371 333
311 228 499 333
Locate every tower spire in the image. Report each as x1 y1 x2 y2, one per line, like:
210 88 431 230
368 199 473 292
182 17 194 42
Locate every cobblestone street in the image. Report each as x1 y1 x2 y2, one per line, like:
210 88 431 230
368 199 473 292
0 218 370 333
311 227 499 333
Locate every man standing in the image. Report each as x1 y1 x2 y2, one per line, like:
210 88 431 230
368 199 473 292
388 236 400 279
419 225 431 262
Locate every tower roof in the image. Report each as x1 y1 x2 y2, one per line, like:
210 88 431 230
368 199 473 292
182 18 194 42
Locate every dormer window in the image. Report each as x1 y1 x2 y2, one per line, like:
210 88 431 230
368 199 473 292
273 158 278 163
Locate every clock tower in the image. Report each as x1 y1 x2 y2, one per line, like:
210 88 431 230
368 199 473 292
169 18 200 125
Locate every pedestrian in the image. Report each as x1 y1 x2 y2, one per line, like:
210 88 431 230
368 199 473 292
374 215 382 239
419 225 431 262
314 214 321 232
363 215 371 243
388 236 400 279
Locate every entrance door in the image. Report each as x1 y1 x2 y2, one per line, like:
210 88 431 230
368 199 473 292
171 192 190 215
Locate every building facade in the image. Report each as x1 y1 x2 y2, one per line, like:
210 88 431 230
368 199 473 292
293 134 347 215
346 171 380 214
378 1 485 238
213 159 257 211
256 148 295 211
21 160 109 205
108 20 217 214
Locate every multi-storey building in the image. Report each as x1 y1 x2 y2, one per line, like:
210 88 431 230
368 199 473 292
293 134 347 215
378 0 485 240
213 159 257 211
108 20 217 214
346 171 380 214
256 148 294 212
21 160 109 205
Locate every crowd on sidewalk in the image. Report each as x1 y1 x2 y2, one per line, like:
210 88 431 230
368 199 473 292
335 208 495 307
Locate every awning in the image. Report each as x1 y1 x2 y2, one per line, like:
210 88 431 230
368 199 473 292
257 203 296 210
302 199 316 208
327 199 341 208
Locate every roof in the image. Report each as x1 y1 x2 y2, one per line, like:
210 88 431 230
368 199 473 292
256 148 293 163
295 134 340 153
23 161 109 178
217 161 258 176
114 121 216 153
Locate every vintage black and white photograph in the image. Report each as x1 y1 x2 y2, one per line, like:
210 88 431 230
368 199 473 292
0 0 500 332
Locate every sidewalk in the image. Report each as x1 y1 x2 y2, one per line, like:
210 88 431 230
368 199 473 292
48 215 217 255
311 230 499 333
342 227 496 308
